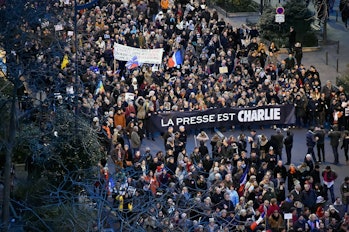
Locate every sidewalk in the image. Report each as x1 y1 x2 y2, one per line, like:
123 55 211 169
214 0 349 84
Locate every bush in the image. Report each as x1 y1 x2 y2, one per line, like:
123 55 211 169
302 31 319 47
336 73 349 93
258 0 318 47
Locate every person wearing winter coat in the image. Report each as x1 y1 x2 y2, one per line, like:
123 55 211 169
328 125 342 165
135 96 147 120
294 94 307 128
306 128 317 163
114 109 127 129
340 176 349 213
314 126 326 163
307 213 320 231
284 130 293 165
130 126 141 154
294 42 303 66
322 165 338 203
341 131 349 164
270 128 284 160
268 210 284 232
196 130 210 145
301 183 317 212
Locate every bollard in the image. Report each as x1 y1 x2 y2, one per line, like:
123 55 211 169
326 52 328 65
336 10 338 22
337 59 339 72
337 41 339 54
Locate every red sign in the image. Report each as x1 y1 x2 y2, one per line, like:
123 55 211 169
276 7 284 14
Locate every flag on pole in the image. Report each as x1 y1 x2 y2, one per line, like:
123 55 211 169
61 54 69 70
167 50 182 68
250 212 265 231
239 166 248 185
126 56 140 70
95 80 105 95
238 166 249 196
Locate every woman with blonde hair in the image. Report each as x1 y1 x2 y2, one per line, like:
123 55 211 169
259 134 270 160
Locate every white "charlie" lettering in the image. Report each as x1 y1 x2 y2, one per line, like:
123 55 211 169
237 108 280 122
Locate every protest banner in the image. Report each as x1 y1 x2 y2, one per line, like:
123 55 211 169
113 43 163 64
148 104 295 133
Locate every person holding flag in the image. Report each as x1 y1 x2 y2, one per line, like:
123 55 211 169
125 56 140 70
60 54 69 70
238 165 249 197
95 80 105 96
167 50 183 68
250 211 266 231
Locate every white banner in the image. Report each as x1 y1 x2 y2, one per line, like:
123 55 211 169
113 43 164 64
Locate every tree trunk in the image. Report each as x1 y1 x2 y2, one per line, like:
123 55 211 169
2 88 17 231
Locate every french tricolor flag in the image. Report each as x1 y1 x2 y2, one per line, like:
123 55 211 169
250 212 265 231
237 165 249 196
126 56 139 70
167 50 183 68
239 166 248 185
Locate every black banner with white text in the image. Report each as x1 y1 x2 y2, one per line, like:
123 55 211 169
149 105 296 133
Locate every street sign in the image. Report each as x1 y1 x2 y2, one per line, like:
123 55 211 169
276 6 284 14
275 14 285 23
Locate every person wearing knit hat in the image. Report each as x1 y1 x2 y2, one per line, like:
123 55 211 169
328 204 338 212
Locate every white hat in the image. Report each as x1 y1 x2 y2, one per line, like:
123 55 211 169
328 205 338 212
316 196 325 204
148 90 155 97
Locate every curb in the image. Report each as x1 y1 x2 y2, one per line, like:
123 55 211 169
214 6 259 18
279 47 321 54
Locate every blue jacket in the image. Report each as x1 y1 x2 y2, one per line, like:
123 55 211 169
306 131 316 147
301 189 317 208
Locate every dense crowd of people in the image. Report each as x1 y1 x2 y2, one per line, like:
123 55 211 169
6 0 349 231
